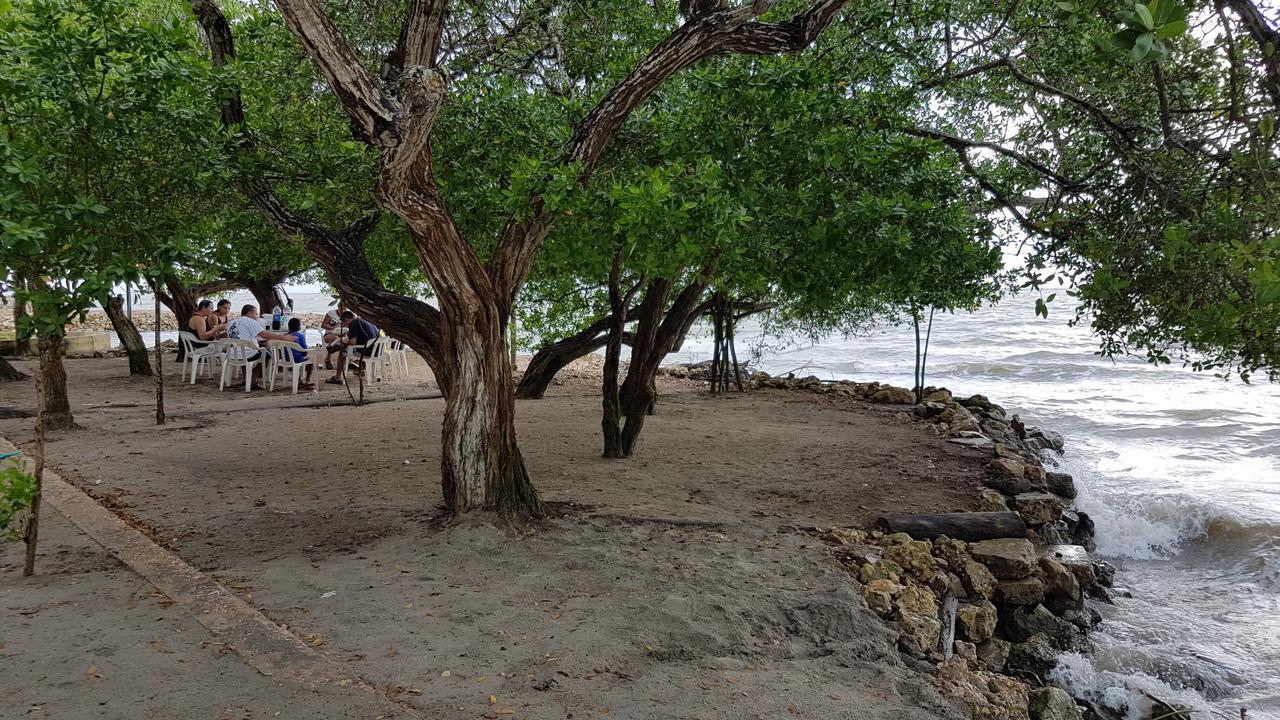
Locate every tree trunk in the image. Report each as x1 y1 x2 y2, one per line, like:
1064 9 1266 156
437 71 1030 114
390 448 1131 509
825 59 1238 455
102 294 153 376
516 308 638 400
601 251 635 458
436 305 542 517
36 336 73 430
0 356 27 382
154 294 165 425
160 278 198 363
613 279 674 457
245 278 282 314
23 354 47 576
12 275 32 356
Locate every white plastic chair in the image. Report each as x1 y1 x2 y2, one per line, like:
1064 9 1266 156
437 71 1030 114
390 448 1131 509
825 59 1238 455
178 331 224 384
387 338 410 378
361 336 391 383
219 339 265 392
266 340 318 394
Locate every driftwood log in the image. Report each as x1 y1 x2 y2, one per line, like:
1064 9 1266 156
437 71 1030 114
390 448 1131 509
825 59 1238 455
875 512 1028 542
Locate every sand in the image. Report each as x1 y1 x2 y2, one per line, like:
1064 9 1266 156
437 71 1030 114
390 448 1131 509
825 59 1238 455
0 354 992 719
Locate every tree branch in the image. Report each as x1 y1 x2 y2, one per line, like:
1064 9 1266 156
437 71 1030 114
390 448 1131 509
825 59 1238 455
274 0 399 144
904 126 1081 188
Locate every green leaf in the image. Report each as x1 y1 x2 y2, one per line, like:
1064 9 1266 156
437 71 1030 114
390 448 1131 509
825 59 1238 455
1135 3 1155 29
1261 115 1277 138
1156 19 1187 39
1131 32 1154 61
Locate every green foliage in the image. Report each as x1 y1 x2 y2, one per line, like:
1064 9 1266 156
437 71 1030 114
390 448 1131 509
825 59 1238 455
0 0 215 332
0 462 37 543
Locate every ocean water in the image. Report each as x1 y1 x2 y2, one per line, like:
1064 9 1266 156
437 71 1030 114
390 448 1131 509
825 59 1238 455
113 287 1278 715
665 301 1280 718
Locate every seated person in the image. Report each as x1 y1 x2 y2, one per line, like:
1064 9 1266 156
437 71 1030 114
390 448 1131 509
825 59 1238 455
328 311 379 384
284 318 315 387
213 298 232 331
226 304 293 388
321 302 347 369
187 300 221 348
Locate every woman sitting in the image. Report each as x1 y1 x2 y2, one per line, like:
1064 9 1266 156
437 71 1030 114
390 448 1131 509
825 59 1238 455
188 300 221 347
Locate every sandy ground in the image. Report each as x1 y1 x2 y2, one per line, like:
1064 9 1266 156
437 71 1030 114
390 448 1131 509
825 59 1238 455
0 355 991 719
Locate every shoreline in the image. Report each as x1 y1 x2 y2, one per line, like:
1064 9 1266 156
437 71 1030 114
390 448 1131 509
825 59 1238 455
667 364 1139 719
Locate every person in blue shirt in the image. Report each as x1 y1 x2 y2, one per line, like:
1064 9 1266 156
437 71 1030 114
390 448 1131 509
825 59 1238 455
285 318 315 387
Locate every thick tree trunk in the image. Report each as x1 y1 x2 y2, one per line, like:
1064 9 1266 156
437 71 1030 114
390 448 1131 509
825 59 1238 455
612 279 674 457
36 336 73 430
160 278 198 363
0 356 27 382
102 294 153 376
244 278 281 315
437 305 542 517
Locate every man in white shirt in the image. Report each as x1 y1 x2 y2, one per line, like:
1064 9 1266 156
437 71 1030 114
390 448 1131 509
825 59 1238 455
227 305 293 388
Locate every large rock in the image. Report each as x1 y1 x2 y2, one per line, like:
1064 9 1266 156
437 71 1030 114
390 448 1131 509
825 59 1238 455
871 386 916 405
978 489 1011 512
896 611 941 656
1001 604 1086 650
1037 545 1097 590
922 389 954 404
988 457 1026 478
976 637 1011 672
1042 472 1077 499
1006 633 1059 678
1038 558 1083 613
995 577 1046 606
959 558 998 600
859 559 905 585
862 579 902 616
1029 687 1082 720
985 474 1035 496
883 540 937 583
957 600 999 642
896 584 939 616
1013 492 1066 525
971 538 1037 578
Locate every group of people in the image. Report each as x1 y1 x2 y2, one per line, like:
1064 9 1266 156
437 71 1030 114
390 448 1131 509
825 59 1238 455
185 299 381 389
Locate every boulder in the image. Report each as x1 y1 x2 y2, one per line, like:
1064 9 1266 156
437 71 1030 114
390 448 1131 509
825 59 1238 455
1093 560 1116 587
896 611 942 656
922 389 954 404
959 558 998 600
985 474 1035 496
953 639 978 661
862 578 903 616
884 540 937 583
1071 512 1096 550
1037 545 1097 592
957 600 999 642
1001 604 1085 650
1024 464 1047 482
933 536 970 568
976 637 1011 672
1028 521 1072 546
896 584 939 617
858 559 905 585
1027 429 1066 453
947 435 996 451
970 538 1037 578
1038 558 1083 613
959 394 999 412
988 457 1026 478
978 489 1011 512
871 386 916 405
914 401 946 418
994 577 1046 606
1013 492 1066 525
1029 687 1082 720
1006 633 1059 678
1043 472 1078 499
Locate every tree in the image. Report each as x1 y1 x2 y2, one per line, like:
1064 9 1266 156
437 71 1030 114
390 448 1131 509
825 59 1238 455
0 0 213 422
185 0 853 517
